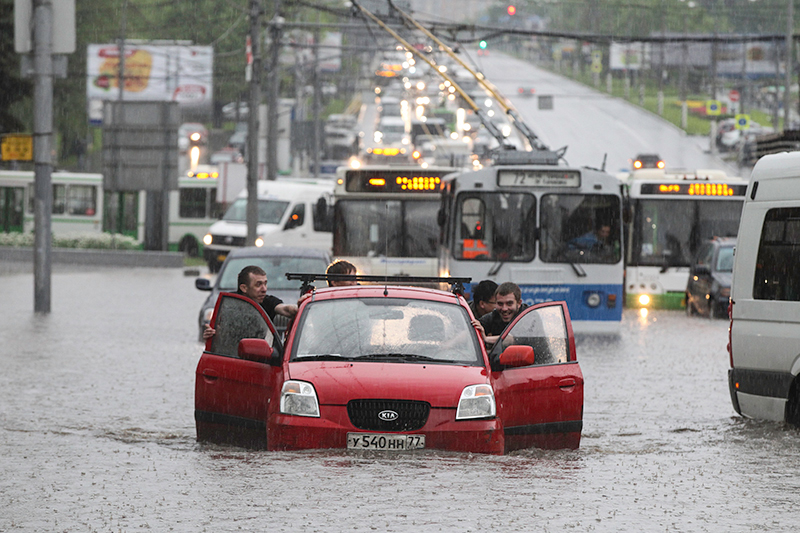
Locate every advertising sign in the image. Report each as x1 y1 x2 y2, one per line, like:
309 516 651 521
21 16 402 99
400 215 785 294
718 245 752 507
610 42 645 70
87 44 213 109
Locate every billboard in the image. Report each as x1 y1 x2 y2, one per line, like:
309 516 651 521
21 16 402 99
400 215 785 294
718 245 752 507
87 44 213 109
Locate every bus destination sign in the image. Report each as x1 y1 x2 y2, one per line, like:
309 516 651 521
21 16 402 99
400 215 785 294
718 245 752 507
345 170 444 193
497 169 581 187
640 182 747 197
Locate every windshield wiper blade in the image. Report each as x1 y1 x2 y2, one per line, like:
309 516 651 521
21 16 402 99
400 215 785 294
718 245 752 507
294 354 346 361
356 353 440 362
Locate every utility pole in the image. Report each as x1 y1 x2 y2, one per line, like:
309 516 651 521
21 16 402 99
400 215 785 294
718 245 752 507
312 25 321 179
32 0 54 313
785 0 794 130
246 0 261 245
267 5 284 181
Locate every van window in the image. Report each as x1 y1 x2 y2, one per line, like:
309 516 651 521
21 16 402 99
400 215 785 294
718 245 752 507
284 203 305 230
753 207 800 301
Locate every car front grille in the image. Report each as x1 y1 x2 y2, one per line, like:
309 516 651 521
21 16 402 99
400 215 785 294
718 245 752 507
211 235 247 247
347 399 430 432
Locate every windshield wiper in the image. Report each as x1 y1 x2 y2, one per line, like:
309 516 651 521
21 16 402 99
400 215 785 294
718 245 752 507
294 354 346 361
355 353 441 362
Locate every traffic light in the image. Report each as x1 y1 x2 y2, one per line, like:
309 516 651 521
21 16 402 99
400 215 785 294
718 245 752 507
507 5 516 16
479 40 487 50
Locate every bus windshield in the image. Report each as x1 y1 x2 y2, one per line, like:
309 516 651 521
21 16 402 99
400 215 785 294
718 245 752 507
454 192 536 261
222 198 290 225
631 199 742 267
334 200 439 257
540 194 621 264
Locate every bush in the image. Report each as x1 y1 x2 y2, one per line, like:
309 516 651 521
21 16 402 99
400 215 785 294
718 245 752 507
0 232 140 250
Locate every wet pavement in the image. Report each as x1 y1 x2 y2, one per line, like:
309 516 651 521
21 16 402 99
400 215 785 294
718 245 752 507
2 268 798 531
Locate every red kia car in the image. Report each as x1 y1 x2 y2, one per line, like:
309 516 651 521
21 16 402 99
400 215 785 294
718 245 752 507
195 284 584 454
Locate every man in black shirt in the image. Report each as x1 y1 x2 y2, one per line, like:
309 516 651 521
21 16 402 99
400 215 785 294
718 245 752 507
469 279 498 319
203 265 298 339
476 282 528 347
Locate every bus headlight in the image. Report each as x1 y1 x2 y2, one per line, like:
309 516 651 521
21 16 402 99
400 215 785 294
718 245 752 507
586 292 601 307
255 237 264 247
203 234 213 246
638 294 651 306
456 384 496 420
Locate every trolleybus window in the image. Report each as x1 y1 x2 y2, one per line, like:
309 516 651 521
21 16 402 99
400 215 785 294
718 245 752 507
179 188 217 219
334 200 439 257
540 194 621 264
632 199 741 268
454 192 535 261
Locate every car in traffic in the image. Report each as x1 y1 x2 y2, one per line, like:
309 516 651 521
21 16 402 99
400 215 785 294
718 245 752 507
632 153 665 170
195 278 584 454
178 123 209 152
517 86 535 97
685 237 735 318
195 246 331 339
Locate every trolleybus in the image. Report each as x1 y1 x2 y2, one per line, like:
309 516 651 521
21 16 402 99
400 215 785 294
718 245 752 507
0 169 222 255
438 154 624 334
333 165 456 276
621 168 747 310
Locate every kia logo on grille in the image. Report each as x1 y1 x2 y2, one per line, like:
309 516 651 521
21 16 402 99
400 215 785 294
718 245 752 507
378 410 399 421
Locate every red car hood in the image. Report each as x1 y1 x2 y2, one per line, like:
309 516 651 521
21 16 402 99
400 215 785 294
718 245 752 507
287 361 489 408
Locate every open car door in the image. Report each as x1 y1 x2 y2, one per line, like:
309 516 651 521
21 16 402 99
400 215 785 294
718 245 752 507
489 301 583 452
195 293 284 449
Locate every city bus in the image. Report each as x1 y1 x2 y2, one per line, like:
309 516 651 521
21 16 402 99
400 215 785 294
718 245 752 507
621 168 747 310
438 155 624 334
0 169 222 255
333 165 456 276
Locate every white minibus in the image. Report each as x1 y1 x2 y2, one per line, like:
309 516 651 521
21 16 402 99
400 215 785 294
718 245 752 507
728 151 800 425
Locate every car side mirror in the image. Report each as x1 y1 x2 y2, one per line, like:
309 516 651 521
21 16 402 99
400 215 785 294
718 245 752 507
497 345 535 368
238 338 275 364
195 278 212 291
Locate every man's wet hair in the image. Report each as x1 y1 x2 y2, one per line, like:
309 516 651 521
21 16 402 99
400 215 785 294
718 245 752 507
495 281 521 302
326 259 356 276
238 265 267 288
472 279 498 304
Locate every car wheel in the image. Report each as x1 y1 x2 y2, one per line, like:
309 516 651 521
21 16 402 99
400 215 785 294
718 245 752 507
709 298 719 319
685 296 696 316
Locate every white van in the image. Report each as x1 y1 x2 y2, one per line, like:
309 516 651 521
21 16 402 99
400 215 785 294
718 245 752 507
202 179 334 272
728 151 800 425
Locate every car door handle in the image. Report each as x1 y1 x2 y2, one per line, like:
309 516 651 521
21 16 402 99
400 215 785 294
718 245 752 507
559 378 576 389
202 368 219 382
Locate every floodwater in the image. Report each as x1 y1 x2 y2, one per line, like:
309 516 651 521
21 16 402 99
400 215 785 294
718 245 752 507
1 267 798 532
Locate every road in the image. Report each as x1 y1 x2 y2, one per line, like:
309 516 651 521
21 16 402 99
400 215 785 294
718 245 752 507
472 52 744 177
1 267 798 531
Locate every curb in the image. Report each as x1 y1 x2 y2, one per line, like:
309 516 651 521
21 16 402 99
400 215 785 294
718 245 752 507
0 247 185 268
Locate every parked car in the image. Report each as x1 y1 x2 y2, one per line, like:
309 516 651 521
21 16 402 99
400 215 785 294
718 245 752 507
195 280 584 453
685 237 735 318
195 246 331 339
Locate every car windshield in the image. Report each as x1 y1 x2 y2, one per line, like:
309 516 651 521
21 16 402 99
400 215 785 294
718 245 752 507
218 255 329 291
222 198 290 224
291 297 483 365
716 246 735 272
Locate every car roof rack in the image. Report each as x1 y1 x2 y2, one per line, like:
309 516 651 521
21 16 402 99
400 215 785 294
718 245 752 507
286 273 472 297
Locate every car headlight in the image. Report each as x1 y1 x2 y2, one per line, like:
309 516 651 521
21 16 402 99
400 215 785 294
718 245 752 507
203 234 213 246
280 380 320 417
255 237 264 247
456 384 496 420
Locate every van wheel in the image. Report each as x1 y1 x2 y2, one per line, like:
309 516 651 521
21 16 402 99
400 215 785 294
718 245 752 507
179 235 200 257
786 380 800 426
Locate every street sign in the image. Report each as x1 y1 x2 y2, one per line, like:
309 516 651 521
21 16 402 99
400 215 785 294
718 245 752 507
591 50 602 73
735 114 750 130
729 89 740 102
706 100 722 116
1 134 33 161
